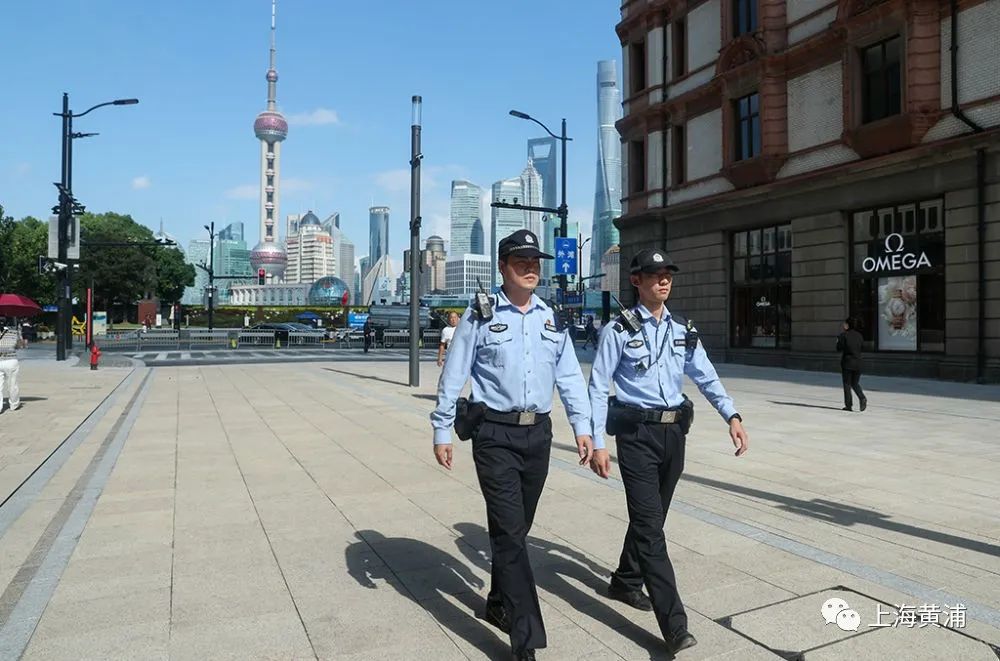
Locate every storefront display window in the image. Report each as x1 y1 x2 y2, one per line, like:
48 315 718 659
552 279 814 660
731 224 792 349
849 200 944 352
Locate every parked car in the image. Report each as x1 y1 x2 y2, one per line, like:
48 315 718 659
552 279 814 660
250 322 296 344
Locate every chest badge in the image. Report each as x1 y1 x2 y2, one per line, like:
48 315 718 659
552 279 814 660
626 339 644 348
489 323 508 333
673 339 687 347
544 320 558 332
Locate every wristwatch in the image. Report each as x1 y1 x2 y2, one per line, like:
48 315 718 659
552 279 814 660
728 413 743 423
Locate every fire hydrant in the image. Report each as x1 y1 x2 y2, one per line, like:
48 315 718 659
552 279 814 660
90 343 101 371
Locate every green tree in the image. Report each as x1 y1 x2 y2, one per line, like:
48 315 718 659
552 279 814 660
0 207 55 303
155 243 195 304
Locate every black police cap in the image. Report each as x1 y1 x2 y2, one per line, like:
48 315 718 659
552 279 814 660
629 248 680 274
498 229 553 259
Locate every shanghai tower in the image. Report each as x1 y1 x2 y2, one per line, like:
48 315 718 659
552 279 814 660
590 60 623 287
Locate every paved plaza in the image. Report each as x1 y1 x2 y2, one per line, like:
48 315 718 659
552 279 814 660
0 353 998 660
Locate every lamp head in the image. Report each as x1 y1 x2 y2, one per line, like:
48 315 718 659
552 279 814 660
113 99 139 105
509 110 530 120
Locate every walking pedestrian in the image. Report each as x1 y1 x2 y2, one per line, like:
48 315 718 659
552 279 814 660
0 318 23 413
837 318 866 411
587 248 749 657
363 319 373 354
430 229 593 661
437 311 460 367
582 315 599 350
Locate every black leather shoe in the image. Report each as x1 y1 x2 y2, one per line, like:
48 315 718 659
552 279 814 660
608 584 653 611
485 602 511 633
860 398 867 411
842 406 852 411
511 651 536 661
666 630 698 655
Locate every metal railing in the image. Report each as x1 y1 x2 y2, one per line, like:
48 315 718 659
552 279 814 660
92 326 445 352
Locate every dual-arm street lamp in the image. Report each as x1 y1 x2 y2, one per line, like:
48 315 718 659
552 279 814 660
53 93 138 361
196 222 217 331
493 110 572 295
577 236 592 293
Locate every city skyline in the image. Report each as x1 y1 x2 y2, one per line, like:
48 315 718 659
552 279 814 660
2 1 620 279
590 59 622 287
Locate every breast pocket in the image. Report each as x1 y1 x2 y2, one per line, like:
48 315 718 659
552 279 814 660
539 329 563 363
621 344 651 377
478 331 512 368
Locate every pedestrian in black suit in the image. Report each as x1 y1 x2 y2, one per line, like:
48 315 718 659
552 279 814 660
836 318 867 411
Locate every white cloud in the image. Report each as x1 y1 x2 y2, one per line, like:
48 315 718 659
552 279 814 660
287 108 341 126
131 175 151 190
224 184 257 200
282 177 315 192
374 169 411 194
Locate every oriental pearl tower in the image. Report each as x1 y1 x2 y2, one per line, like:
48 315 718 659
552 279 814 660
250 0 288 281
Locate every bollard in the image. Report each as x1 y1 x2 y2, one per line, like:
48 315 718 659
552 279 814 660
90 343 102 371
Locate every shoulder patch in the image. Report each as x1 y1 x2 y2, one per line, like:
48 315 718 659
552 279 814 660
488 323 508 333
626 339 644 348
612 322 624 332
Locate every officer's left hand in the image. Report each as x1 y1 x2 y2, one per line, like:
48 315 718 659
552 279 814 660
575 435 594 466
730 419 749 457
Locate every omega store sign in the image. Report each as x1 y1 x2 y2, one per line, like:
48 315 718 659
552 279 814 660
850 203 946 354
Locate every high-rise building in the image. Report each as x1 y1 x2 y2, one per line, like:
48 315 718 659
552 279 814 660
250 0 289 282
424 235 448 293
600 245 620 294
446 254 493 296
528 138 558 283
362 254 395 305
327 216 355 286
217 221 244 242
520 161 544 241
449 180 484 256
591 60 623 287
491 177 526 287
369 206 390 267
182 239 211 305
286 210 335 284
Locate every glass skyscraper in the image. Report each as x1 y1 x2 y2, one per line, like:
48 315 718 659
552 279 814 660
368 206 390 267
449 180 484 256
491 177 526 288
528 138 559 284
591 60 623 287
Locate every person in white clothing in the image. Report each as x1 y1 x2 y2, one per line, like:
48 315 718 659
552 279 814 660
436 311 460 367
0 319 23 413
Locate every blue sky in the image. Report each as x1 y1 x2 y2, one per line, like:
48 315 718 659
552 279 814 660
2 0 622 270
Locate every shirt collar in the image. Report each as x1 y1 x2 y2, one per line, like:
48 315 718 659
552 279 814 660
496 288 546 312
636 303 672 325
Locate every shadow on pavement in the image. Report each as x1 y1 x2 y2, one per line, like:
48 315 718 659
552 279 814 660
768 400 845 411
412 394 438 401
552 440 1000 560
323 368 407 387
17 396 48 402
345 530 510 660
453 522 668 659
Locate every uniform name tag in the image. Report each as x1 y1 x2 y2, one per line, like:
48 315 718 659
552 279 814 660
673 339 687 347
626 339 644 348
489 323 508 333
544 320 557 332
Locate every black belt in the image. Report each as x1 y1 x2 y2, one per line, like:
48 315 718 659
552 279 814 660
484 408 550 426
616 402 683 424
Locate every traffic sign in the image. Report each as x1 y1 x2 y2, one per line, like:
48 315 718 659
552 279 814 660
554 237 577 276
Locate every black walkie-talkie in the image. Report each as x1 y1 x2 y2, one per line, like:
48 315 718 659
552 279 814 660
473 278 493 321
612 294 642 333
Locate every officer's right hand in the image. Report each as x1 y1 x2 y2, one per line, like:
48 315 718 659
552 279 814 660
434 443 453 470
590 449 611 479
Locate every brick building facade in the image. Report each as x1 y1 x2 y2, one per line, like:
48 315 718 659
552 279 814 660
615 0 1000 381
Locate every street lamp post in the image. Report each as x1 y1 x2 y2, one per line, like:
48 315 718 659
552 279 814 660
501 110 572 295
577 236 592 293
197 223 217 331
53 93 138 361
408 95 422 388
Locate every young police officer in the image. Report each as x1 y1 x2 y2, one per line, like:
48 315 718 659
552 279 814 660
430 229 593 661
588 248 749 656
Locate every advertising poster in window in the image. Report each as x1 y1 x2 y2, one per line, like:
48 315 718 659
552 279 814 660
877 275 917 351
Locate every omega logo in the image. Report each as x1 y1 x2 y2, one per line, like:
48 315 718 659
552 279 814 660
861 233 932 273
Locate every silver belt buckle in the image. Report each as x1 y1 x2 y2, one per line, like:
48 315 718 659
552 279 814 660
517 411 536 425
658 410 677 424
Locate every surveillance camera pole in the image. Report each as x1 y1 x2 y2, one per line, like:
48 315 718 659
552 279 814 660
408 95 422 387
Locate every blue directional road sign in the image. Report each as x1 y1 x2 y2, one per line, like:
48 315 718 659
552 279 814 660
554 237 577 276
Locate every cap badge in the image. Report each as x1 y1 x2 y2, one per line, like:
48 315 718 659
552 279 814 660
525 235 534 244
652 253 664 263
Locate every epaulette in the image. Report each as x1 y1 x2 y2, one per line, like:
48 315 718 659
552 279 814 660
613 312 642 335
672 313 699 350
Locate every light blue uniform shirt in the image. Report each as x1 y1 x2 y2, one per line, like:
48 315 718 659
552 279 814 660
588 304 738 449
431 289 592 445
